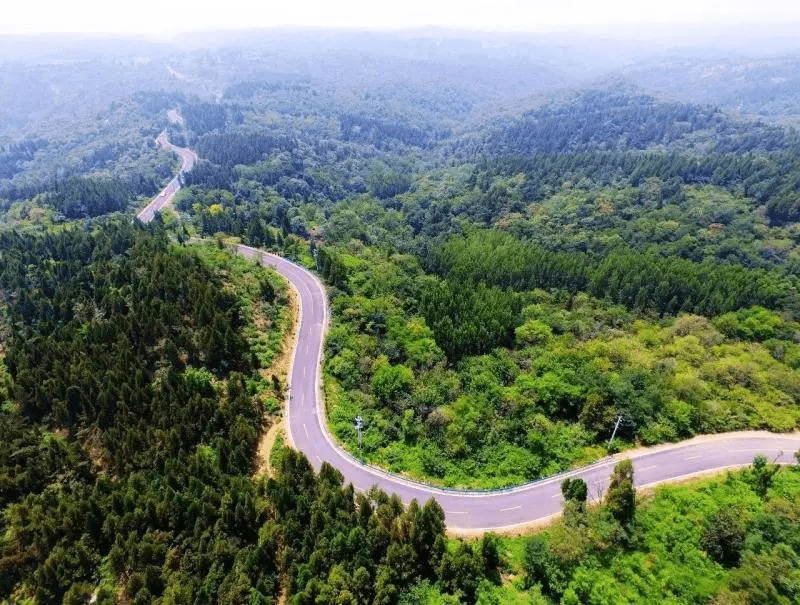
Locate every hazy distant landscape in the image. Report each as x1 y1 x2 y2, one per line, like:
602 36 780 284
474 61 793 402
2 25 800 605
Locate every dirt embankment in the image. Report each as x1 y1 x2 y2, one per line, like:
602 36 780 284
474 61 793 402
254 283 300 478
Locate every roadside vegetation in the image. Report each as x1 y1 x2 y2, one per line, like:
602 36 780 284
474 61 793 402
401 456 800 604
138 83 800 489
320 237 800 488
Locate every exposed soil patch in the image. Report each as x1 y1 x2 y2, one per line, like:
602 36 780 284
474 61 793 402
258 282 298 386
253 280 299 478
255 421 284 478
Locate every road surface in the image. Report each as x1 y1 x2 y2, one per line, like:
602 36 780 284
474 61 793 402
235 244 800 533
136 131 197 223
136 135 800 533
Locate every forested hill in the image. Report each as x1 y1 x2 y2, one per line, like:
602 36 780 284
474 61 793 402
0 222 265 600
475 89 800 155
459 91 800 224
0 219 484 605
424 229 797 321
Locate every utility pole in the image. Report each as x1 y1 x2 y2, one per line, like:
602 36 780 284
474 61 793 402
355 416 363 449
608 415 623 450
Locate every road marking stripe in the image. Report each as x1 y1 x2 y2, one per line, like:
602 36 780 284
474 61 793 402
500 505 521 512
551 493 562 499
303 423 309 439
685 455 702 460
446 511 468 515
639 465 656 472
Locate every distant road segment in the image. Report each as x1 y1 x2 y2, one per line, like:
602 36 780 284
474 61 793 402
136 131 197 223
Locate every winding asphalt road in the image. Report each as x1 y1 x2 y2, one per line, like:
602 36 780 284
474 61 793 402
140 134 800 533
235 245 800 533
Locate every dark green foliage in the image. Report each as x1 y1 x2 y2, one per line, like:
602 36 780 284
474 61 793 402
701 507 746 566
182 158 237 188
606 459 636 528
419 278 523 360
181 101 228 135
480 89 799 155
752 454 781 499
367 164 413 199
480 532 502 576
341 114 432 149
0 138 48 179
561 477 588 504
437 541 483 603
523 536 564 597
317 245 350 292
0 221 280 603
470 89 800 225
429 229 795 318
46 176 136 219
195 132 296 167
267 450 449 605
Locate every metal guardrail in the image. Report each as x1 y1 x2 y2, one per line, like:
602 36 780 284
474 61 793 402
327 435 621 497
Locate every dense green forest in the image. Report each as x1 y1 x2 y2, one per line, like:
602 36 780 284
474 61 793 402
0 222 281 601
2 30 800 603
0 221 499 603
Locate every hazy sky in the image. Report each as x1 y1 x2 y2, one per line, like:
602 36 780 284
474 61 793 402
2 0 800 36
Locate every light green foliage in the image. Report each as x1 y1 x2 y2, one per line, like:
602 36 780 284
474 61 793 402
496 467 800 604
321 237 800 488
504 182 797 276
372 360 415 406
515 319 552 346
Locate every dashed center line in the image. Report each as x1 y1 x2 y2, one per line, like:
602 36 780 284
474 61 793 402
638 465 656 472
303 423 310 439
685 455 702 460
500 505 521 512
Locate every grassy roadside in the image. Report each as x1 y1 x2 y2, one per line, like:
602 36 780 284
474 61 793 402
188 241 297 462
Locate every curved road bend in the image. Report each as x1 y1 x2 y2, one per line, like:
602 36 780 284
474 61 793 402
136 132 197 223
135 135 800 532
235 244 800 532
